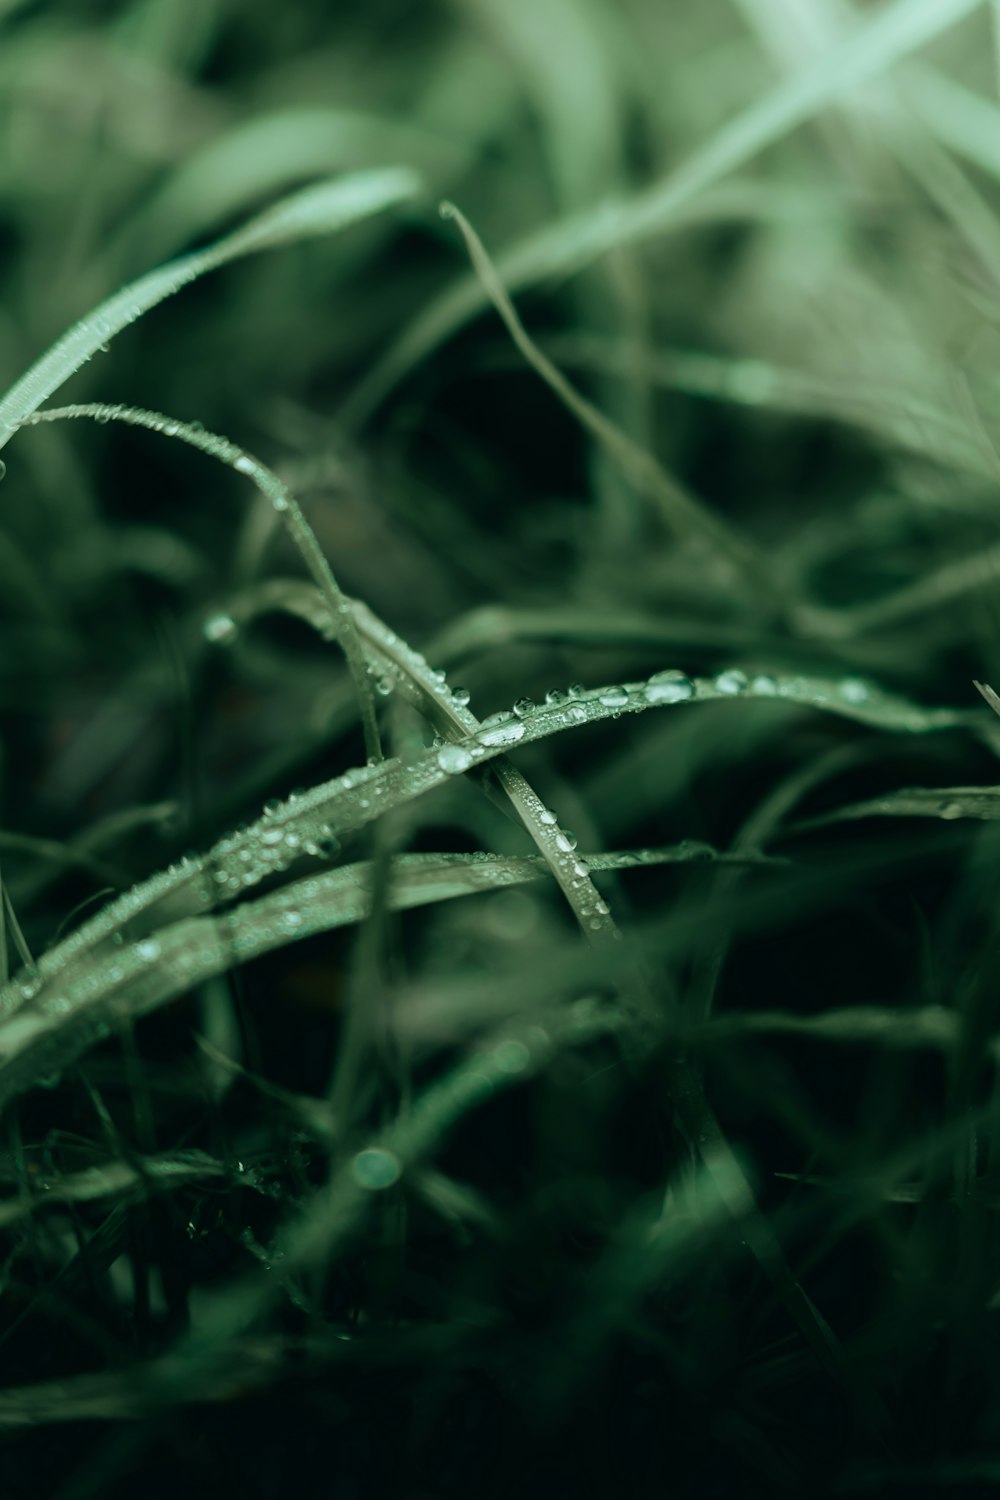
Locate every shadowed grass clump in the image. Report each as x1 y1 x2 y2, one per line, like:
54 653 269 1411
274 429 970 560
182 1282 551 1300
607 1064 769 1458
5 1 1000 1497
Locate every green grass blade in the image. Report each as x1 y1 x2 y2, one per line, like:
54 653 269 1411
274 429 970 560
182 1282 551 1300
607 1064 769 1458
795 785 1000 829
0 665 963 1024
115 108 461 264
23 403 383 764
345 0 982 422
0 167 421 453
439 201 774 590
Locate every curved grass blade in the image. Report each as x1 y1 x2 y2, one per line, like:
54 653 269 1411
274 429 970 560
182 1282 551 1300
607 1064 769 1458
115 108 462 264
529 335 995 483
439 201 774 593
343 0 982 423
685 739 881 1030
0 841 783 1107
0 665 964 1024
794 785 1000 830
0 1149 235 1231
705 1004 958 1051
0 167 421 454
21 403 382 763
800 552 1000 640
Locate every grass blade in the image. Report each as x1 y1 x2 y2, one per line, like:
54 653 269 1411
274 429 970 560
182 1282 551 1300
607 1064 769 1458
0 167 421 453
345 0 982 422
22 403 383 763
439 201 774 591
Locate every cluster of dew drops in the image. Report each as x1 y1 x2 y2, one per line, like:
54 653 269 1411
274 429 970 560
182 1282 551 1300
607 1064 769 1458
211 797 340 898
430 665 873 779
195 628 877 914
0 660 879 1028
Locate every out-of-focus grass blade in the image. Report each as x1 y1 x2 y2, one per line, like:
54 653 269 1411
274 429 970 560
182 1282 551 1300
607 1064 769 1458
440 200 772 587
905 62 1000 180
345 0 983 421
0 1150 234 1229
706 1004 957 1050
796 785 1000 829
0 167 422 453
117 109 462 263
457 0 627 208
529 336 994 481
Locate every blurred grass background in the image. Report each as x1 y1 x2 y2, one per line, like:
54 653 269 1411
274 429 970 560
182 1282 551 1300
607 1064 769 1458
6 0 1000 1496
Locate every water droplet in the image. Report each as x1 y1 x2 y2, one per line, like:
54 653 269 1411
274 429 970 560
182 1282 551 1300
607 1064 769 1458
374 676 393 697
539 810 557 826
273 495 289 512
677 839 715 861
204 614 238 646
544 689 565 706
839 677 870 706
263 799 281 816
493 1039 530 1074
453 687 471 707
18 974 40 1001
513 698 534 718
555 831 578 853
351 1147 401 1190
477 720 526 747
941 801 964 820
643 670 694 705
438 744 474 774
136 939 160 962
714 669 748 696
568 683 586 699
234 455 256 476
598 686 630 708
750 674 778 696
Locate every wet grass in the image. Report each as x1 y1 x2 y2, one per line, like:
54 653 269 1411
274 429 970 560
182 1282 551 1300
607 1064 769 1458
3 1 1000 1496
